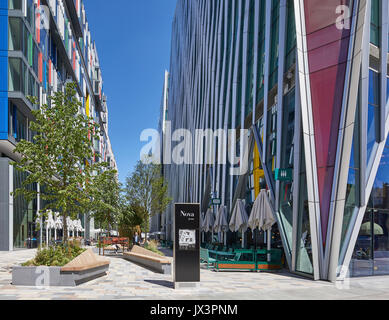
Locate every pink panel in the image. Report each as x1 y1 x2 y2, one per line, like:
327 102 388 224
304 0 351 35
308 37 350 73
309 63 346 168
307 22 350 52
303 0 353 246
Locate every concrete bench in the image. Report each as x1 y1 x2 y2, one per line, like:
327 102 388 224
123 245 172 274
13 249 110 287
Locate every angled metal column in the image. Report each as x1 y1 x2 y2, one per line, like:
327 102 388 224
327 0 367 282
293 0 322 280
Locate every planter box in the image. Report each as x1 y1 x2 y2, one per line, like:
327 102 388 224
12 264 109 287
123 245 172 275
12 249 110 287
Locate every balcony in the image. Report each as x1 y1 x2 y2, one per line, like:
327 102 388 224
63 0 83 38
101 112 107 124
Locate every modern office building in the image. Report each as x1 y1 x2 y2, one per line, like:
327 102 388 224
159 0 389 281
0 0 116 250
150 70 169 235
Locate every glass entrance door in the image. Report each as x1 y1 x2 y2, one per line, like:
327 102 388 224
351 208 389 276
372 208 389 275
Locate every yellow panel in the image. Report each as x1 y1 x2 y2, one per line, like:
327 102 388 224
253 143 265 198
86 94 90 117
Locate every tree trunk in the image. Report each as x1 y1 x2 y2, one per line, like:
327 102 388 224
63 211 68 245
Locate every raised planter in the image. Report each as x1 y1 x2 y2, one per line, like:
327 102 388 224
12 249 110 287
123 245 172 275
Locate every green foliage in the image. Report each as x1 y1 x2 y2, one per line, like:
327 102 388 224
11 82 106 242
89 169 121 232
124 159 171 232
144 240 165 256
22 243 86 267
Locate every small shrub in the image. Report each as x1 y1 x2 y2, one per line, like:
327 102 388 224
21 243 86 267
144 241 164 256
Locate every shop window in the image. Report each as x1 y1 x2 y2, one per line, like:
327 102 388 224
350 133 389 277
266 104 277 183
341 94 361 251
277 89 295 257
295 138 314 275
13 169 38 249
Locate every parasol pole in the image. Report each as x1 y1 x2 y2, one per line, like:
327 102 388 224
267 230 271 262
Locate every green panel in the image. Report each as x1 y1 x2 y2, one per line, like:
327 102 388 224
28 33 32 66
275 168 293 181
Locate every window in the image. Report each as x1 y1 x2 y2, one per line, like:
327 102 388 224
8 0 22 10
370 0 380 47
8 17 22 51
295 137 313 275
367 70 380 165
285 0 296 71
341 91 361 251
13 169 38 249
269 0 279 89
350 138 389 277
9 57 21 92
277 89 295 257
9 103 27 142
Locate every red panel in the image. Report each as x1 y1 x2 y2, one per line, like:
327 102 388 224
38 53 43 83
317 166 335 243
303 0 354 245
48 59 51 85
304 0 350 35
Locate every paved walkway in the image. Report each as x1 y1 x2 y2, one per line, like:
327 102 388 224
1 248 389 299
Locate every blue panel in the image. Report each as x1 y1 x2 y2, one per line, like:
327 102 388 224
0 96 8 140
0 0 7 141
0 15 7 52
0 0 8 10
0 56 7 92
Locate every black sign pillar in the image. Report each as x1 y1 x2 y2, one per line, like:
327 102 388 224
174 203 200 289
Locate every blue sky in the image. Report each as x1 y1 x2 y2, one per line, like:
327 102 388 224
83 0 177 183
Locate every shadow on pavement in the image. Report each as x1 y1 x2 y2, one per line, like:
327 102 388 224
144 279 174 289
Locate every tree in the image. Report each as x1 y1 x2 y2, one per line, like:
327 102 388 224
117 203 143 239
89 169 121 234
12 82 104 243
124 160 171 233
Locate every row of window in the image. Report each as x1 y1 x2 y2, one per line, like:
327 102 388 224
8 57 39 106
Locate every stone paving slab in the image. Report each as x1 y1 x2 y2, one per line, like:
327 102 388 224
1 248 389 300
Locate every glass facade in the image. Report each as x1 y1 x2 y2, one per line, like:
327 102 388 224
13 169 39 249
295 141 313 275
367 70 380 166
277 88 295 254
341 94 361 249
0 0 117 251
350 137 389 276
162 0 388 281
